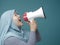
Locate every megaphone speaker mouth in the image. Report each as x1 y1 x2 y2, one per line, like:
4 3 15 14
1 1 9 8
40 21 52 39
23 12 28 21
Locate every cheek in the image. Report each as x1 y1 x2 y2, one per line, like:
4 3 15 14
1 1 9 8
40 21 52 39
18 21 23 26
13 16 23 26
13 17 18 21
13 17 18 24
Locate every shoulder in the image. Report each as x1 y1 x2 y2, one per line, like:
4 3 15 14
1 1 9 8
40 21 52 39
4 36 27 45
4 36 20 45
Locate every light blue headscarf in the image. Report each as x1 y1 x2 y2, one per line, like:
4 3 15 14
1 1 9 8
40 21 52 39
0 10 29 45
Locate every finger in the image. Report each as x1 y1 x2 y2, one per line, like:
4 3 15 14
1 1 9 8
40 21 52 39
26 21 30 25
32 20 36 23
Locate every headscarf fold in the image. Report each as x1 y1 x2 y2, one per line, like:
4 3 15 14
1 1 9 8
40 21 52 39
0 10 29 45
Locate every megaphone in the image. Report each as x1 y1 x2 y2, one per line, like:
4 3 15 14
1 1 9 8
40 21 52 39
23 7 45 22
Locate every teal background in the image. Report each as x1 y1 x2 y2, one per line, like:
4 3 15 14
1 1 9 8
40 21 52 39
0 0 60 45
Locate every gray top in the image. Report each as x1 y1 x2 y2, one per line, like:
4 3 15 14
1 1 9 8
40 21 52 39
4 31 40 45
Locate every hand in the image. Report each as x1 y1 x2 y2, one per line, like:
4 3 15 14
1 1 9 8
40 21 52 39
27 20 37 32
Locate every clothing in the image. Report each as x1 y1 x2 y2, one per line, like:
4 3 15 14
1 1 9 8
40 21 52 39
4 30 40 45
0 10 15 45
4 31 36 45
0 10 40 45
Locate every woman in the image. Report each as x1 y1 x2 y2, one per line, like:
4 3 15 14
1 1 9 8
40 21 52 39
0 10 40 45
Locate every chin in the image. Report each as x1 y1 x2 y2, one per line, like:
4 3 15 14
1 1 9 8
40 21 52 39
17 22 23 26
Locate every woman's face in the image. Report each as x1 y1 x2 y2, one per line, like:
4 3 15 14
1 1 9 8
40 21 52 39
13 11 23 27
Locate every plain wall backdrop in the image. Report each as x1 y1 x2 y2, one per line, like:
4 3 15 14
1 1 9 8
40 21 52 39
0 0 60 45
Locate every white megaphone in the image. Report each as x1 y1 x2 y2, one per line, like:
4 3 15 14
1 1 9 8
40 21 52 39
23 7 45 22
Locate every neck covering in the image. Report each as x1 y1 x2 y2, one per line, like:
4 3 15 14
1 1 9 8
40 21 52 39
0 10 29 45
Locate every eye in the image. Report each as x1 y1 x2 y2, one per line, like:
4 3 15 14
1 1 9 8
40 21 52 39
15 14 17 16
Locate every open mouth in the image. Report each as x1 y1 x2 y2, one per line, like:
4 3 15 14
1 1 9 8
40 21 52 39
18 18 21 21
19 19 21 21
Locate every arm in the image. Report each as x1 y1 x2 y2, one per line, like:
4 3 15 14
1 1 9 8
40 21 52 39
26 20 40 45
26 31 36 45
27 20 41 42
36 30 41 42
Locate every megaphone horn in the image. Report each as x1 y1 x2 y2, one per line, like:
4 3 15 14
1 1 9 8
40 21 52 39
23 7 45 22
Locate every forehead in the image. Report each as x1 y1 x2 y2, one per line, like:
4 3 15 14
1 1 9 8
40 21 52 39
14 11 21 17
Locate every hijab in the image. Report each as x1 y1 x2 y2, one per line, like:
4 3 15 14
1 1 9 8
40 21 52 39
0 10 29 45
